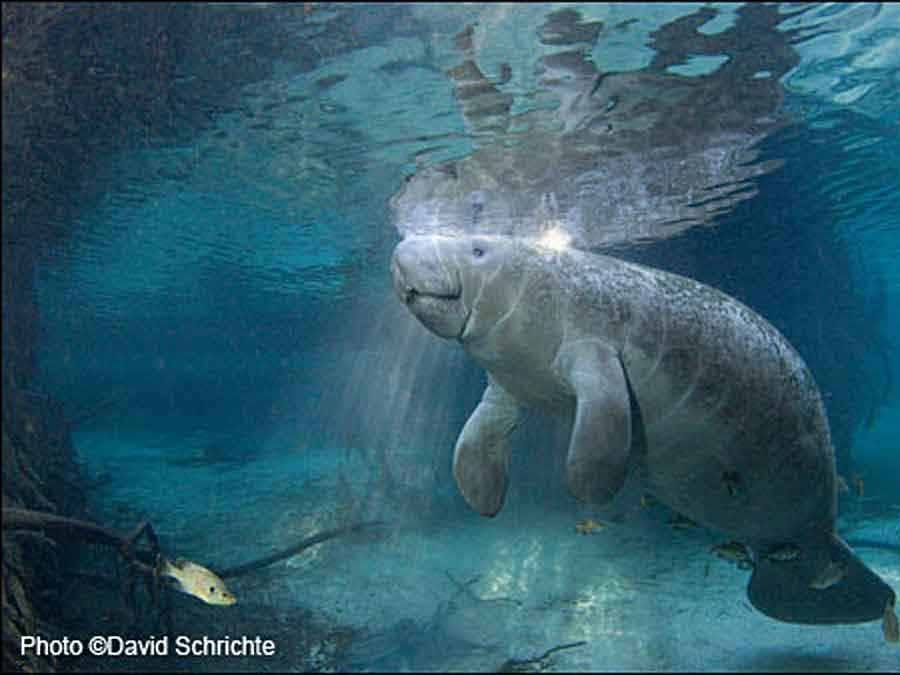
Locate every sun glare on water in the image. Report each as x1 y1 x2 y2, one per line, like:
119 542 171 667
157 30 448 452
535 224 573 251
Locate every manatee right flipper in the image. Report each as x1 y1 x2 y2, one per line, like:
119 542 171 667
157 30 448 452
453 377 521 517
556 340 632 505
748 532 897 624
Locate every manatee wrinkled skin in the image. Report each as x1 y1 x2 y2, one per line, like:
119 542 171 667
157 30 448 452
391 234 895 626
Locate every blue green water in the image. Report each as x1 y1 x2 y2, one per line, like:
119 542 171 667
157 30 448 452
10 3 900 671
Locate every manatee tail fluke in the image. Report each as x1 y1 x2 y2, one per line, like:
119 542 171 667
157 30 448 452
747 533 896 624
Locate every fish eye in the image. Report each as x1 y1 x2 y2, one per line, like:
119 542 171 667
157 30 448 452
473 246 485 258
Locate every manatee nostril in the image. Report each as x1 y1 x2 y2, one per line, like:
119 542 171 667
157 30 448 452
404 286 418 304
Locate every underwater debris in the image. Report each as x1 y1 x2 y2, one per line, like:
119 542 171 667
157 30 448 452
2 507 177 638
3 508 162 569
836 474 850 494
444 570 521 609
0 508 232 612
343 569 516 672
307 632 344 670
3 507 383 611
342 617 427 670
884 599 899 643
219 520 385 578
722 471 742 498
852 473 865 498
497 640 588 673
445 571 483 601
574 519 606 535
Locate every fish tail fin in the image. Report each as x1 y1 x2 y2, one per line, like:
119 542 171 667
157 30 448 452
747 533 895 624
156 556 182 584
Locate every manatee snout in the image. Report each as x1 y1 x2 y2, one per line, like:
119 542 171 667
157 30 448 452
390 248 414 305
391 237 469 339
391 237 458 301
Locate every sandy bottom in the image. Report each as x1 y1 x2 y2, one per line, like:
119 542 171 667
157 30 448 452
69 429 900 672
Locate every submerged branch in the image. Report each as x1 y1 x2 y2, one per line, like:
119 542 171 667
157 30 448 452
2 507 385 582
497 640 588 673
2 507 159 575
220 520 385 578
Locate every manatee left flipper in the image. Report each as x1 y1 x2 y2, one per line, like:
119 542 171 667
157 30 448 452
453 377 521 517
557 340 632 504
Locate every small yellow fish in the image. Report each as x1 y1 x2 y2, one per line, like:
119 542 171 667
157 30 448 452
884 599 899 643
575 519 606 535
640 493 657 509
809 560 848 590
668 513 698 530
158 557 236 606
763 544 801 562
711 541 753 568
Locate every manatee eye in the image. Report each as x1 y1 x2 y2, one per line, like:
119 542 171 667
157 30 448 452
472 246 485 258
209 587 216 594
470 191 485 226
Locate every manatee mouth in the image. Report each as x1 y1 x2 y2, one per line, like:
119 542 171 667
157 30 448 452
391 244 470 339
402 286 468 339
392 255 461 306
402 286 460 305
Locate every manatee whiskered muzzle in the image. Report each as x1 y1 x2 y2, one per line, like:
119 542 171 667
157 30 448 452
391 238 470 339
392 260 461 305
401 285 418 305
400 283 460 306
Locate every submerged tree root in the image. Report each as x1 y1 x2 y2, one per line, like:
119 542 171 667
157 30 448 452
3 508 159 571
3 507 386 670
3 507 172 640
497 640 589 673
2 507 385 585
220 520 384 578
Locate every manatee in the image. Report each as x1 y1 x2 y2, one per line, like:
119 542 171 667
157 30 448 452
390 233 895 625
